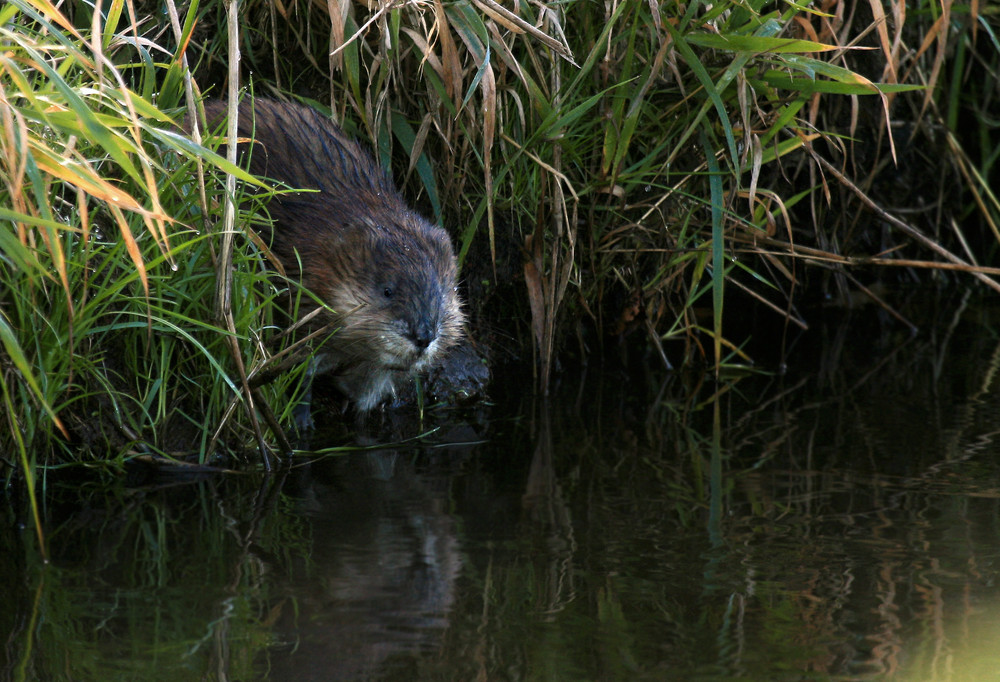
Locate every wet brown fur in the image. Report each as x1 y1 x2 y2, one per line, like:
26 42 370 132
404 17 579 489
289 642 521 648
202 100 464 410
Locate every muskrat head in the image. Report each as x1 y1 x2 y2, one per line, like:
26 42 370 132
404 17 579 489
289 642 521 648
305 211 464 407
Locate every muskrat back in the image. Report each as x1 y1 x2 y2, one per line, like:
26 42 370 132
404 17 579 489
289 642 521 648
202 99 464 411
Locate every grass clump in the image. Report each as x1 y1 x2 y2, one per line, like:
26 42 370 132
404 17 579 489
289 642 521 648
0 0 306 496
2 0 999 480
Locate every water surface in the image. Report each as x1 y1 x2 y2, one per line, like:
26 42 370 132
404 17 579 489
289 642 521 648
5 292 1000 681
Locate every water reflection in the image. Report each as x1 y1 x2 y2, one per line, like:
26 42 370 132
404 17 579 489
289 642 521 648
266 452 462 680
5 293 1000 680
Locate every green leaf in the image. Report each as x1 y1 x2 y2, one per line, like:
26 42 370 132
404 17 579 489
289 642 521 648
0 312 64 433
780 54 878 86
686 34 840 54
701 124 726 376
755 71 923 95
462 44 491 112
390 113 441 223
665 21 741 173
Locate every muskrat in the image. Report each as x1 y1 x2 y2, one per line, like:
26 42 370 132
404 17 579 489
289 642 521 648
201 99 464 412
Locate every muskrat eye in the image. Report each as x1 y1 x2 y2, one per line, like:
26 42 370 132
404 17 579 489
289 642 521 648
383 286 394 299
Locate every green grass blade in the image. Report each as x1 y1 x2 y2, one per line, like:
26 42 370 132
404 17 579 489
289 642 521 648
701 124 726 377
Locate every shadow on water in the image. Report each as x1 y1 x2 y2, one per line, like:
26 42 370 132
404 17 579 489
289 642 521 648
5 290 1000 680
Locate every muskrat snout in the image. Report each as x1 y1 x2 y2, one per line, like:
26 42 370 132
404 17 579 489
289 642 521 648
408 315 437 351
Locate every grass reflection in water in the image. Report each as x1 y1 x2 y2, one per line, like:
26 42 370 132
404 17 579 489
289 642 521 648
6 294 1000 681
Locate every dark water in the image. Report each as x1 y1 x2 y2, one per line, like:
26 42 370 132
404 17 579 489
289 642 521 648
5 292 1000 681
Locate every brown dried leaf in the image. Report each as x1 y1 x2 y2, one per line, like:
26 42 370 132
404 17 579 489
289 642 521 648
434 0 463 105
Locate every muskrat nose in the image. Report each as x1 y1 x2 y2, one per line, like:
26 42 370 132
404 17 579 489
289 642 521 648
408 317 437 351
